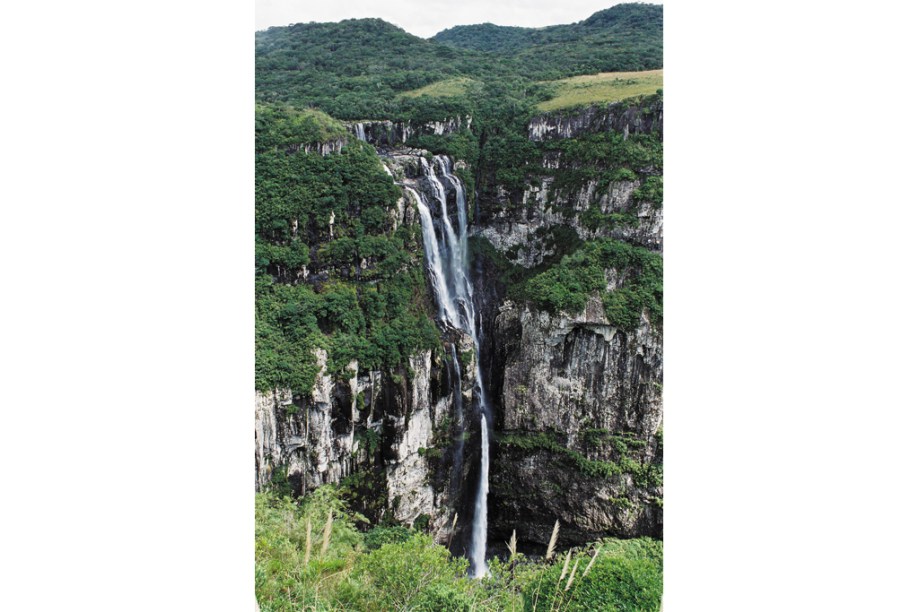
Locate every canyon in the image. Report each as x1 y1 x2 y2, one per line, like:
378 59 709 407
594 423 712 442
255 97 663 562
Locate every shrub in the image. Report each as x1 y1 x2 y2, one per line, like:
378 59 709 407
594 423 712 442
255 488 367 612
523 539 662 611
633 175 663 207
363 525 412 550
335 533 473 611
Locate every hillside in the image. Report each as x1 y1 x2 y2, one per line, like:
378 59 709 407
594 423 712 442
255 18 495 119
537 69 663 111
255 4 662 119
432 3 662 76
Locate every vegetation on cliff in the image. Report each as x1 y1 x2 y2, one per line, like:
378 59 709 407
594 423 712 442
255 105 440 394
524 239 662 328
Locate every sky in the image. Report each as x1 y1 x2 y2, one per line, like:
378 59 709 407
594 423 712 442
255 0 659 38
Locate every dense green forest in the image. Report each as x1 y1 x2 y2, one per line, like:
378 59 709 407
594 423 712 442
255 3 662 119
255 105 440 394
433 3 662 76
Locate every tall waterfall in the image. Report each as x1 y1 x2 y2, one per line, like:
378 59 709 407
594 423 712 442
403 155 491 577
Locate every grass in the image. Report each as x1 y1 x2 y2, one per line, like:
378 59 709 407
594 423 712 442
400 77 480 98
257 488 662 611
536 69 663 112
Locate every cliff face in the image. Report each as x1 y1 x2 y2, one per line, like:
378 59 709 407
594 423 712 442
489 301 662 545
256 99 663 550
478 175 662 262
528 99 662 142
255 148 480 543
475 99 664 546
348 115 472 148
254 343 468 538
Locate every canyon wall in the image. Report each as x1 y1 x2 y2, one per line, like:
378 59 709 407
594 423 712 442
476 98 664 546
256 98 663 549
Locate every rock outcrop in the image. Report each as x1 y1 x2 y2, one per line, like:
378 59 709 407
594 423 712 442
348 115 472 147
283 137 349 156
254 344 469 538
489 300 663 545
476 176 662 263
528 98 662 142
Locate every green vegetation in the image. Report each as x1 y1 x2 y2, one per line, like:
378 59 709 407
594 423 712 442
363 525 412 551
255 104 347 151
256 105 440 394
434 3 663 78
537 69 663 111
256 487 662 611
256 18 489 119
499 430 661 486
431 23 533 54
256 4 662 120
523 538 663 611
539 128 662 196
633 174 663 207
582 204 640 231
402 77 481 99
522 239 662 328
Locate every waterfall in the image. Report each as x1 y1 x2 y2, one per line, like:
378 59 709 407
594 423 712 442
399 154 491 577
471 413 489 574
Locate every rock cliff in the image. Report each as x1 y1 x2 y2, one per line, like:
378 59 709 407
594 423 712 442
256 97 663 551
474 98 664 547
528 98 662 141
348 115 472 147
254 342 471 538
255 149 481 544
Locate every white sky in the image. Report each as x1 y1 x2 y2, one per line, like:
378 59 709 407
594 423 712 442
255 0 660 38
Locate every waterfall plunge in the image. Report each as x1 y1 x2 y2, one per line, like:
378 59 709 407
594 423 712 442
471 413 489 576
403 155 491 577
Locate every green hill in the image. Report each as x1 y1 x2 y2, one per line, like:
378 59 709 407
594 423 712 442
255 4 662 120
432 3 662 76
255 18 496 119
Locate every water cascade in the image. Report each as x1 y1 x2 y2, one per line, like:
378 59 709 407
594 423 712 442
402 155 491 577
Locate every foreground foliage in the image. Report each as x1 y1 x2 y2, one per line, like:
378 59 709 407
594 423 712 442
255 488 662 611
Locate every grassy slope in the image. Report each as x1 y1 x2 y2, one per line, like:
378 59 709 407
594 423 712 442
537 69 663 111
402 69 663 112
400 77 481 99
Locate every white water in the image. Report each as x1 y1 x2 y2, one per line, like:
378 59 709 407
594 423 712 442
471 413 489 576
403 155 491 577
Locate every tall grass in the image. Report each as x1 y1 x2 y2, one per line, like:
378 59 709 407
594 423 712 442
257 490 661 612
320 509 333 558
545 520 560 560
